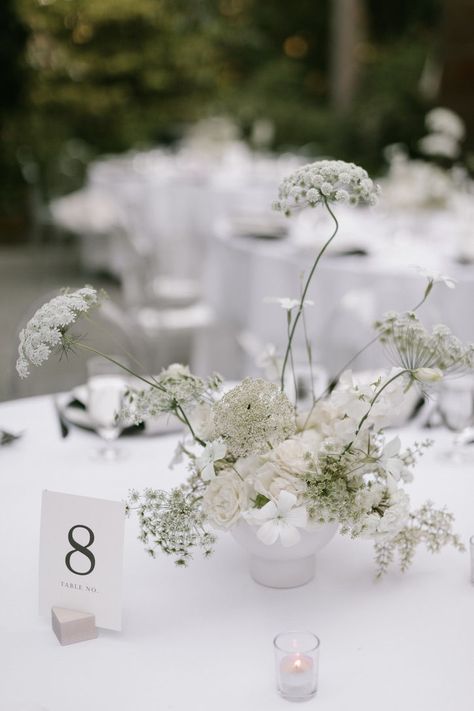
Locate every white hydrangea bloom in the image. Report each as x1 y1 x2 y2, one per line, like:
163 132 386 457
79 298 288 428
352 482 410 542
273 160 380 215
303 369 405 448
16 286 99 378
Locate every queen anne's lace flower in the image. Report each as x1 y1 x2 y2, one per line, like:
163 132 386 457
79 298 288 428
211 378 296 458
376 312 474 378
16 286 99 378
272 160 380 215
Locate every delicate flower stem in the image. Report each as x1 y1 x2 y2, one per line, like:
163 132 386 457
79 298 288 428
175 406 206 447
301 305 316 406
280 198 339 390
287 310 298 413
77 343 164 390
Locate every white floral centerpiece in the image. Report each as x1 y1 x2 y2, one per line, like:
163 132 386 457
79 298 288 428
382 107 469 210
17 159 468 584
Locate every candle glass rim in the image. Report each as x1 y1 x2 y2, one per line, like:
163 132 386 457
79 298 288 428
273 630 320 654
470 535 474 546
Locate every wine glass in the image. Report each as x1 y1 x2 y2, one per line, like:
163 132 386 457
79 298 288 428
438 375 474 462
87 356 129 461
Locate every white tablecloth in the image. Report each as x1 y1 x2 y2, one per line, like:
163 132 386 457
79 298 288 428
207 220 474 377
0 395 473 711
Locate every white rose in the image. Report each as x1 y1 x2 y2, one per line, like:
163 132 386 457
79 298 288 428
202 471 249 530
252 435 316 503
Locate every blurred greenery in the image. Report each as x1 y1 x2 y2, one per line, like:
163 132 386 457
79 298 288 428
0 0 446 224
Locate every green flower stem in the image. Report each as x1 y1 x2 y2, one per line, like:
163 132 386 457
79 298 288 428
301 305 316 406
174 406 206 447
287 310 298 413
411 279 433 312
280 198 339 391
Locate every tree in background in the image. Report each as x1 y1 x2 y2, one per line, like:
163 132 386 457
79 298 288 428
2 0 466 221
0 0 28 221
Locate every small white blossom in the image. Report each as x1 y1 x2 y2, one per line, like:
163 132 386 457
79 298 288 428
16 286 99 378
413 266 456 289
196 440 227 482
264 297 314 311
249 491 308 547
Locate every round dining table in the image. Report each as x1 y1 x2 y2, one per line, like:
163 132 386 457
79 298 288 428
0 394 473 711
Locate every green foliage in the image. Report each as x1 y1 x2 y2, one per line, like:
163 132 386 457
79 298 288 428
1 0 442 217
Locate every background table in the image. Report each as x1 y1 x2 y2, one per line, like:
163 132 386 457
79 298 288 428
207 212 474 377
0 394 473 711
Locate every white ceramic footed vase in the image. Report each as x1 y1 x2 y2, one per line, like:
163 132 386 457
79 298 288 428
231 520 338 589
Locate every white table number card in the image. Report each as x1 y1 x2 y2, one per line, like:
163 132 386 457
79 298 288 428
39 490 126 631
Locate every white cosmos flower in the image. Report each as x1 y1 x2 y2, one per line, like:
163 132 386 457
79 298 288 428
250 491 308 547
264 297 314 311
413 266 456 289
196 440 227 481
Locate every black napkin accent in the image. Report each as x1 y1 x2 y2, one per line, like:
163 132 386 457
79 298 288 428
0 430 22 446
66 398 145 437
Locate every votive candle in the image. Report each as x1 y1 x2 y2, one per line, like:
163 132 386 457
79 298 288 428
274 631 320 701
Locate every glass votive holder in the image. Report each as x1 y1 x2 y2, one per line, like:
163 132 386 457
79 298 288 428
470 536 474 584
274 631 320 702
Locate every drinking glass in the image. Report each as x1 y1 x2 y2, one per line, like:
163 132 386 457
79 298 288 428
274 631 320 702
438 375 474 462
87 356 129 461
